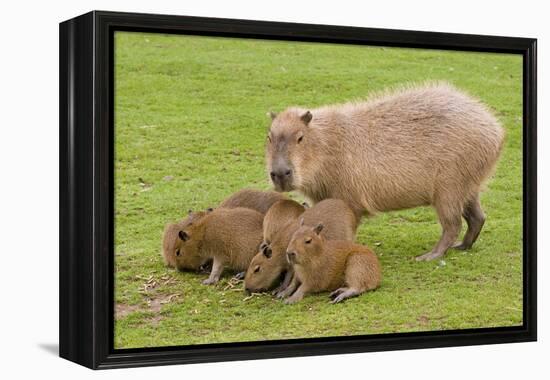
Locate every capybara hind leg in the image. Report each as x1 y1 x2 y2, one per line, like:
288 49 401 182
453 194 485 250
345 252 381 290
330 288 362 303
417 199 462 261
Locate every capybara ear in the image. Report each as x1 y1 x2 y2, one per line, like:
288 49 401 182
300 217 305 226
300 111 312 125
187 209 193 215
314 223 324 235
263 246 272 259
268 111 277 120
178 230 189 241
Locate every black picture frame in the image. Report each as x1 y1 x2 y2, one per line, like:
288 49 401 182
59 10 537 369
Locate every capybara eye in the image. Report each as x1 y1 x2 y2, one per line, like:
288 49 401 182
254 265 261 273
297 135 303 143
305 238 312 244
175 249 180 256
179 230 189 241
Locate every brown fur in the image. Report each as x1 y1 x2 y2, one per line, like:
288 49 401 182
262 200 306 243
282 224 381 304
244 199 357 293
266 83 505 260
175 207 264 285
162 211 208 269
162 189 285 268
218 188 286 214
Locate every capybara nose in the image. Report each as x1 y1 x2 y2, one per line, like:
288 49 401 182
286 251 296 261
270 169 292 180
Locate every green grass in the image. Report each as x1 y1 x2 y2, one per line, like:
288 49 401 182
113 32 523 349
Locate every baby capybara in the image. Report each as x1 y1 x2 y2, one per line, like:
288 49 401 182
162 189 285 268
283 222 381 304
162 210 208 269
244 199 357 294
175 207 264 285
244 199 305 294
266 83 504 261
218 188 286 214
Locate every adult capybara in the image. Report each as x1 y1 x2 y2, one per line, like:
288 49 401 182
244 199 357 294
162 189 285 268
175 207 264 285
266 83 505 261
283 222 381 304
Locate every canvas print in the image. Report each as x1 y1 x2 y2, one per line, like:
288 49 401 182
114 31 523 349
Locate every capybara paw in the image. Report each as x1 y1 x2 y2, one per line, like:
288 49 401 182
201 278 218 285
329 288 346 300
415 251 445 261
275 287 293 299
271 287 281 296
233 271 245 280
276 291 289 299
451 241 471 250
284 297 299 305
331 294 348 304
330 289 359 303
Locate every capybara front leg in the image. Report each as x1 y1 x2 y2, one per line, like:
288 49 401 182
272 269 294 296
276 275 299 299
202 259 224 285
453 194 486 250
417 201 462 261
284 284 308 304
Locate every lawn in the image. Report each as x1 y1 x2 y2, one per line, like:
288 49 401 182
113 31 523 349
